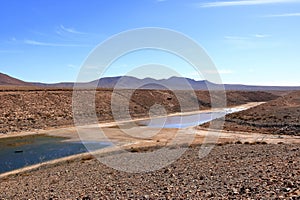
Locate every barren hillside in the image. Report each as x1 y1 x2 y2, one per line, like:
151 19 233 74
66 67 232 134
0 88 278 134
202 91 300 135
0 73 32 86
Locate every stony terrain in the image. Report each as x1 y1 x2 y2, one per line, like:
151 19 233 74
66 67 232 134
0 143 299 199
0 88 278 134
0 86 299 199
202 91 300 135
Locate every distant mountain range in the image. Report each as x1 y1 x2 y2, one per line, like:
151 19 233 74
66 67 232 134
0 72 31 86
1 72 299 91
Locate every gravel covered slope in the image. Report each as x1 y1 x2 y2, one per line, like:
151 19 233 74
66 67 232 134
0 143 299 199
202 91 300 135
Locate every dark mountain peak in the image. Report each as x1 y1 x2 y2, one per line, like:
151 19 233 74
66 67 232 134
0 72 32 86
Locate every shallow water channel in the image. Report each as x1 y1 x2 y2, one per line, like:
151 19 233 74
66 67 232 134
0 106 247 174
138 107 246 128
0 135 111 174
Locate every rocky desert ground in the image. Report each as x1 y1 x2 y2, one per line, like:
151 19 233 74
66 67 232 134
0 87 299 199
201 91 300 136
0 143 299 199
0 87 277 134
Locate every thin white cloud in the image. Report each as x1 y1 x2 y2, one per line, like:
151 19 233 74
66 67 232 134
198 0 300 8
55 25 104 41
225 34 270 40
67 64 77 68
263 12 300 17
254 34 271 38
224 34 277 49
59 25 87 35
24 39 88 47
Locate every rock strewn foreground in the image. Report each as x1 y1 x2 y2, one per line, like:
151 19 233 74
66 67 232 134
0 143 299 199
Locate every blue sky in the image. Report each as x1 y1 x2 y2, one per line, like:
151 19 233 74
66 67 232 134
0 0 299 86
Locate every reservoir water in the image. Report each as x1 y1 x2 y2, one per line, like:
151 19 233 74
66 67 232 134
138 107 246 128
0 106 247 174
0 135 111 174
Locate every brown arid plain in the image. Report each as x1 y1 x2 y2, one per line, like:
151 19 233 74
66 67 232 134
0 86 299 199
